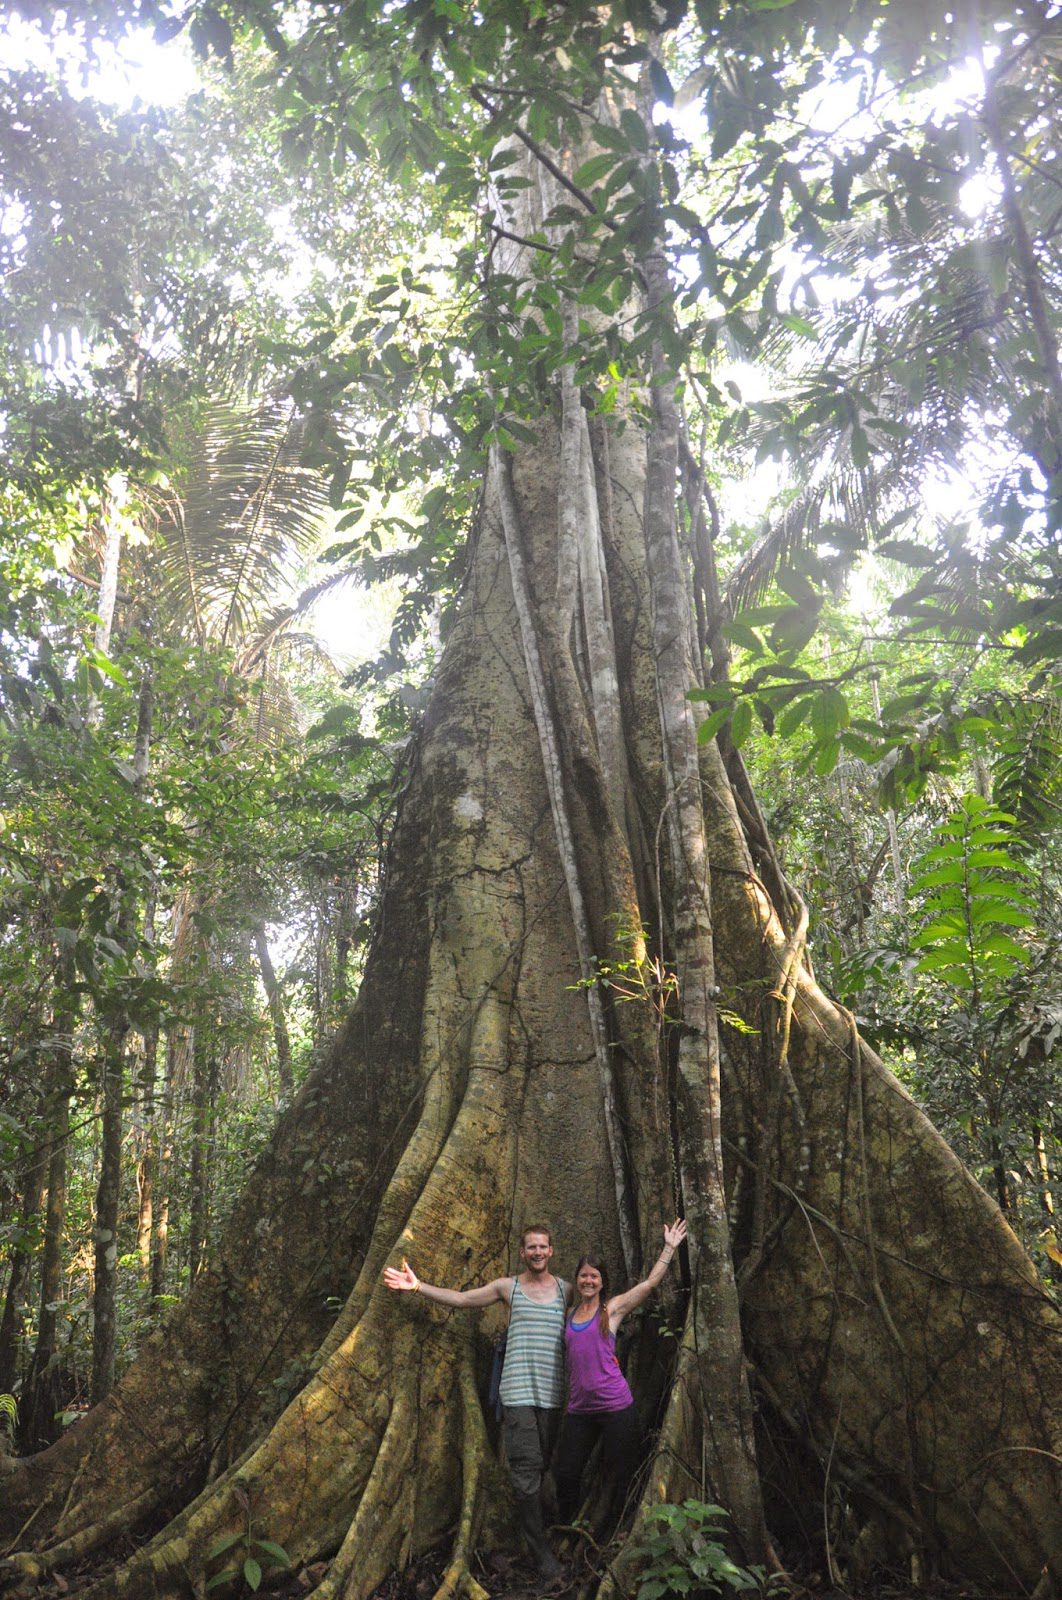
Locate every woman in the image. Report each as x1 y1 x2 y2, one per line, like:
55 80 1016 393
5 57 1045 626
553 1219 687 1525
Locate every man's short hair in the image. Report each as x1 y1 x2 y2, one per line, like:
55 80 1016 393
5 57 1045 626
520 1224 552 1246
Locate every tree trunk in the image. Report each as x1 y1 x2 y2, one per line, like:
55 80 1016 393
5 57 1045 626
254 925 293 1094
93 479 125 661
135 1049 157 1279
623 227 765 1562
1033 1122 1055 1222
90 669 154 1403
149 1025 181 1306
21 1074 72 1452
185 1038 215 1285
2 130 1061 1600
90 1026 125 1407
0 1144 46 1399
868 663 906 917
134 890 160 1279
149 1126 171 1306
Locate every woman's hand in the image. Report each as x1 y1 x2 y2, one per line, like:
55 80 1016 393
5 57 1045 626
608 1218 688 1328
663 1219 687 1252
382 1258 419 1292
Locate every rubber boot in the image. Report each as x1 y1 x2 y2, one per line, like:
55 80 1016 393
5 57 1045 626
515 1491 565 1585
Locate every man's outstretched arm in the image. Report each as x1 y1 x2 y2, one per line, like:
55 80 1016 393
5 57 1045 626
383 1257 511 1308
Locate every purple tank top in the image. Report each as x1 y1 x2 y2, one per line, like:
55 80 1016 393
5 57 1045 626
565 1313 634 1413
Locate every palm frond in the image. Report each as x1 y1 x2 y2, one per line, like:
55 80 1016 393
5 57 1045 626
249 667 299 747
154 398 331 647
285 565 368 620
234 607 340 679
239 635 340 746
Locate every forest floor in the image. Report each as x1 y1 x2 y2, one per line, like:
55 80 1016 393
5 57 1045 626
356 1548 1009 1600
29 1539 1009 1600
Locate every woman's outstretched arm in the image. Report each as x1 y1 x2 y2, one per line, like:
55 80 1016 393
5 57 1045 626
606 1220 687 1329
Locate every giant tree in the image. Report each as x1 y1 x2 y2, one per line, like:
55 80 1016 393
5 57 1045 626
1 3 1060 1599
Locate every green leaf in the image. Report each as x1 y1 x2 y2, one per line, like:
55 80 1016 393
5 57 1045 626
88 649 128 685
243 1556 263 1591
877 539 937 567
252 1540 291 1566
207 1533 244 1561
839 731 882 762
976 932 1029 960
712 116 744 159
190 5 233 59
688 683 737 702
831 159 853 214
205 1569 239 1593
771 606 820 655
740 604 793 626
722 621 764 655
814 739 840 775
573 153 620 188
880 690 932 720
649 58 674 106
915 948 971 973
777 696 811 737
730 698 753 748
916 961 974 988
966 903 1032 930
697 705 732 745
912 864 967 889
755 203 784 248
811 686 849 742
963 849 1026 872
620 108 650 153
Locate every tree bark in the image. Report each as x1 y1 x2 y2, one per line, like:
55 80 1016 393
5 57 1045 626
135 1050 157 1279
19 976 78 1451
186 1038 216 1285
21 1092 71 1453
90 1025 125 1406
254 925 293 1094
90 669 154 1403
0 1144 46 1399
149 1021 183 1306
134 889 160 1278
624 226 765 1561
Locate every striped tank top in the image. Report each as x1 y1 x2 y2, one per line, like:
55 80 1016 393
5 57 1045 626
498 1276 568 1408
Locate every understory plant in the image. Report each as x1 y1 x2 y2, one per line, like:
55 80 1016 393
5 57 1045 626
630 1501 779 1599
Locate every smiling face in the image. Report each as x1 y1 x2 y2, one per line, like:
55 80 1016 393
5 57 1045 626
576 1263 603 1301
519 1231 553 1276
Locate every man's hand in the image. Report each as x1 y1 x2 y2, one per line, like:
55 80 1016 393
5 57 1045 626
383 1258 419 1293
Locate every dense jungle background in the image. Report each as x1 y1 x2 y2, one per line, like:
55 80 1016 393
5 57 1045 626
0 0 1059 1596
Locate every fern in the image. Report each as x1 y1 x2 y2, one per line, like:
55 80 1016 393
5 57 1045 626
909 795 1036 998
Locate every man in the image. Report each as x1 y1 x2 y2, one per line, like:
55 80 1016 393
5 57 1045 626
383 1225 567 1582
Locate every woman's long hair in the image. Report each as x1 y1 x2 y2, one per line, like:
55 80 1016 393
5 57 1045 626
571 1254 611 1337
